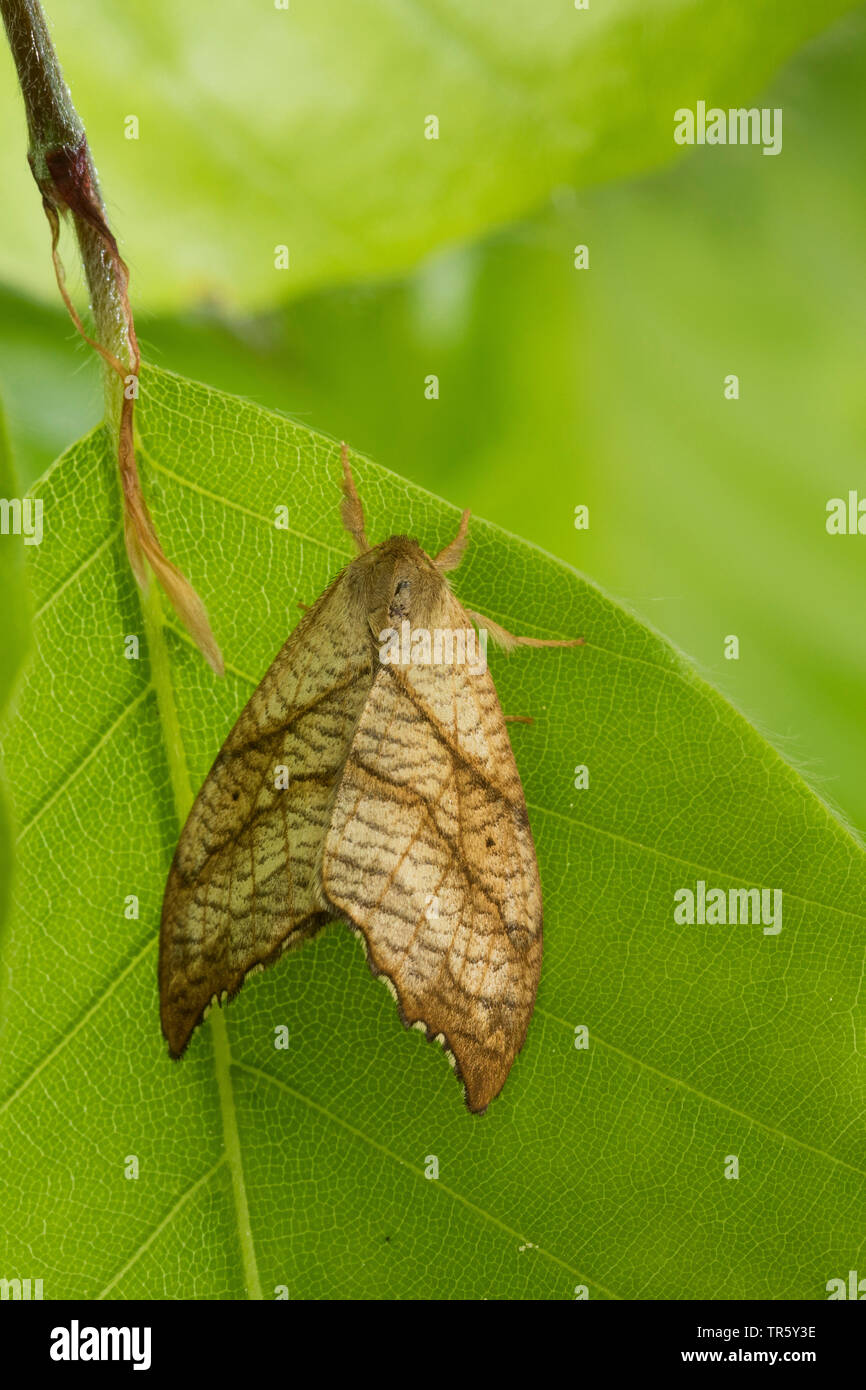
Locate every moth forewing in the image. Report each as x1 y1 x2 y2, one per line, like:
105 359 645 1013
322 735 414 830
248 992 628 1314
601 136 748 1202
321 573 543 1114
158 568 375 1057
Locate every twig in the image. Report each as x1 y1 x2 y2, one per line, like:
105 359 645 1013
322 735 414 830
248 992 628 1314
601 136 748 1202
0 0 224 676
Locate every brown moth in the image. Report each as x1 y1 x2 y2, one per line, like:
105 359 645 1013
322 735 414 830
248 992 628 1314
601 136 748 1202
159 447 581 1112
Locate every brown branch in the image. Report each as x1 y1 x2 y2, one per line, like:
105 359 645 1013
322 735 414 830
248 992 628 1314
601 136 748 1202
0 0 224 676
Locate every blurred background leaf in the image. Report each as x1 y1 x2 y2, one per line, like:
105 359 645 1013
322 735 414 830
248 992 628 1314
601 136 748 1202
0 0 857 310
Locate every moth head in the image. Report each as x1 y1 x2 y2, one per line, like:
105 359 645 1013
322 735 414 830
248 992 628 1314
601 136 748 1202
359 535 444 634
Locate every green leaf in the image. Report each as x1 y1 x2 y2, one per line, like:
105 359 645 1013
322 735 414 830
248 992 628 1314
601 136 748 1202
0 0 858 311
1 365 864 1299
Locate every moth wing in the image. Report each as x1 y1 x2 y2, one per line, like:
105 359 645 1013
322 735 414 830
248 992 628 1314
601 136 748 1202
322 592 542 1112
160 568 375 1056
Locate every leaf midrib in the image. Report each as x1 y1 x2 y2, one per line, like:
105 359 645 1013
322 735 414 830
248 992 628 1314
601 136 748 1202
138 578 264 1301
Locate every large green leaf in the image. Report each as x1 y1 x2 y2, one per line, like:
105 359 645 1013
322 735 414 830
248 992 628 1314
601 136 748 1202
0 0 858 311
1 365 864 1299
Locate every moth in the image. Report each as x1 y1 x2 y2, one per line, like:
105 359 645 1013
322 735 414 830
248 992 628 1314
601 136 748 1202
159 448 581 1112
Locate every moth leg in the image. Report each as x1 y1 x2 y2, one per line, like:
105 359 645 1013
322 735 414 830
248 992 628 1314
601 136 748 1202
504 715 534 725
467 608 584 652
434 509 471 570
340 442 370 553
297 601 312 613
